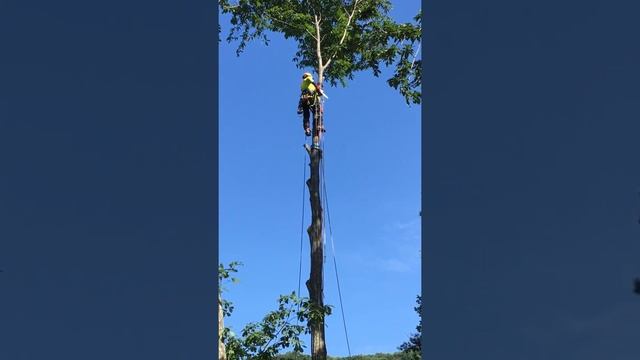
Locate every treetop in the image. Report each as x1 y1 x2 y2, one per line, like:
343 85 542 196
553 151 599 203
219 0 421 104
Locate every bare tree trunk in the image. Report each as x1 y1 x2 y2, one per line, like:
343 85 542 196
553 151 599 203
218 296 226 360
305 106 327 360
308 13 327 358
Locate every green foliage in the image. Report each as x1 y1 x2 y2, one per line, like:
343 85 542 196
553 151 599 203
223 292 308 360
219 262 332 360
219 261 242 317
277 352 418 360
397 295 421 358
219 264 422 359
219 0 421 104
219 261 242 283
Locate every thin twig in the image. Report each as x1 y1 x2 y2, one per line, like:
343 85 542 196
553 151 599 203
264 12 317 40
257 314 299 356
225 2 317 40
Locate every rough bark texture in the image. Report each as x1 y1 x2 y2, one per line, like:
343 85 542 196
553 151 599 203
305 107 327 360
218 296 226 360
309 15 327 354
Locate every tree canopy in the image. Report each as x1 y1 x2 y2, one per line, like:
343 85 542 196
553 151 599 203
397 295 421 359
219 262 333 360
219 0 421 104
277 351 419 360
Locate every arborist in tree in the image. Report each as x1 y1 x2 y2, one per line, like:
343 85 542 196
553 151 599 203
297 72 324 137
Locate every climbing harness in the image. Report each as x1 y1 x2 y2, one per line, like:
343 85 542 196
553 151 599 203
298 74 328 144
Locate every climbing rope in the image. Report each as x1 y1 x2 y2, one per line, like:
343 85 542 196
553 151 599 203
297 134 307 299
296 133 308 329
320 139 353 358
297 88 353 356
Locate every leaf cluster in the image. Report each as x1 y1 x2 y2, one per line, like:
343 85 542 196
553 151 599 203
397 295 421 358
219 261 242 317
219 262 332 360
277 351 419 359
219 0 421 104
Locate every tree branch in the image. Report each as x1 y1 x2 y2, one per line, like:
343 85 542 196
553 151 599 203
219 1 239 11
265 12 317 40
257 314 297 356
222 1 317 40
323 0 360 69
314 14 324 83
309 1 319 20
410 42 421 69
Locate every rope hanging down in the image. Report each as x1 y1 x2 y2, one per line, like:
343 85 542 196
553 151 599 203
320 138 352 358
297 134 307 299
296 90 352 356
296 133 308 329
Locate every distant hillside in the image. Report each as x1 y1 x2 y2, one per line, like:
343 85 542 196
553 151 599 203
277 352 420 360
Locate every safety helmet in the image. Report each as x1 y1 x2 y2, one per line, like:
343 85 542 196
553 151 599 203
302 72 313 80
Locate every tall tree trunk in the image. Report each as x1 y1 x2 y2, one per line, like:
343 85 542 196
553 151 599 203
218 296 226 360
305 105 327 360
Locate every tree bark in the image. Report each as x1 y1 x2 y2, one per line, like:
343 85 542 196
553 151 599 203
308 14 327 359
305 107 327 360
218 296 226 360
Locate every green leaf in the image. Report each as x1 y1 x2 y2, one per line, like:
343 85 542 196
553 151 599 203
219 0 422 105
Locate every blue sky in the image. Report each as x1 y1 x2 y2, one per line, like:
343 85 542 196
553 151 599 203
219 1 422 356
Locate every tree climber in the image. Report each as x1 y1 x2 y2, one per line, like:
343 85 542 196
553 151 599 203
296 72 324 136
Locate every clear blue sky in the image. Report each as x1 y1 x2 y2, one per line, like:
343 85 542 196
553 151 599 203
219 1 422 356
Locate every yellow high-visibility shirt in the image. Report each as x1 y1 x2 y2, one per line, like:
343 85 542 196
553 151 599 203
301 78 316 93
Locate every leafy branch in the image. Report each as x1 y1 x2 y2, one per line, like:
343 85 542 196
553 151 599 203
219 262 331 359
219 0 422 104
